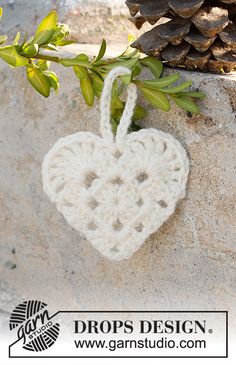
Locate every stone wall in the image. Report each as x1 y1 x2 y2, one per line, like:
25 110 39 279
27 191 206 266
0 0 152 45
0 50 235 314
0 0 236 349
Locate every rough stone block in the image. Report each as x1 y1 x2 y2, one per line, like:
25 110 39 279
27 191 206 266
0 43 235 341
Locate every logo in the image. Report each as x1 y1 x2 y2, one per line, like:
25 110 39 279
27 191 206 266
9 300 60 352
8 308 228 358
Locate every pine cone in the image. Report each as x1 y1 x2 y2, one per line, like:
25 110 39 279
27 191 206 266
127 0 236 73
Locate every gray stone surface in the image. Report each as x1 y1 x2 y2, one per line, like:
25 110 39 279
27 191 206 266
0 0 149 45
0 53 235 319
0 1 236 353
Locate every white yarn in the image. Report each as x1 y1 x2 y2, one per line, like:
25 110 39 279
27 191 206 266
42 67 189 261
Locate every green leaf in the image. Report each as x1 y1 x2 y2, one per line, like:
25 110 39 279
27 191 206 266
128 34 136 44
60 54 90 67
0 35 7 46
0 46 28 67
130 121 141 132
91 74 104 91
115 82 125 97
120 73 131 85
103 57 139 71
119 49 138 59
141 56 163 79
34 10 58 46
140 74 180 89
80 78 94 106
172 96 200 115
111 116 119 134
95 39 106 63
22 43 39 57
73 65 88 80
36 59 50 71
119 60 141 83
26 66 51 97
179 91 206 99
160 81 192 94
49 23 70 44
21 34 34 49
49 27 63 43
132 61 142 78
55 39 75 46
44 70 59 92
13 32 21 45
91 68 104 81
111 95 124 110
133 105 146 121
139 84 170 112
92 87 101 98
21 32 28 46
42 43 58 51
26 36 34 44
90 74 104 98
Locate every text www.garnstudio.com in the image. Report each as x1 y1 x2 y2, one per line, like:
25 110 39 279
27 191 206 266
72 319 210 353
74 338 206 351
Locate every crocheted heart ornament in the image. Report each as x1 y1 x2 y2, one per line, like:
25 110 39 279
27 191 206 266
42 67 189 261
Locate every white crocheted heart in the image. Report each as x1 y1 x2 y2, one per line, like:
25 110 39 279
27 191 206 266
42 67 189 261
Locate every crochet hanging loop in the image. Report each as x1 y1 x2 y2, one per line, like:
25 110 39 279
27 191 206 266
99 67 138 144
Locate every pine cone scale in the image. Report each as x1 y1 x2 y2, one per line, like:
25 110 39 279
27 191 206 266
219 22 236 51
162 41 191 64
158 18 191 45
192 7 229 37
140 0 170 24
185 29 217 52
169 0 204 18
221 0 236 4
128 0 236 73
132 27 169 55
185 49 211 69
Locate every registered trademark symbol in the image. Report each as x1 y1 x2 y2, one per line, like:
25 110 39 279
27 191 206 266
208 329 213 334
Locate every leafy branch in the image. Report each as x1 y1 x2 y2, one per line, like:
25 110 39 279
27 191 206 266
0 8 206 131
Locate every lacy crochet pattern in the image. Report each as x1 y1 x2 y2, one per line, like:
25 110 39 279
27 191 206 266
42 67 189 261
